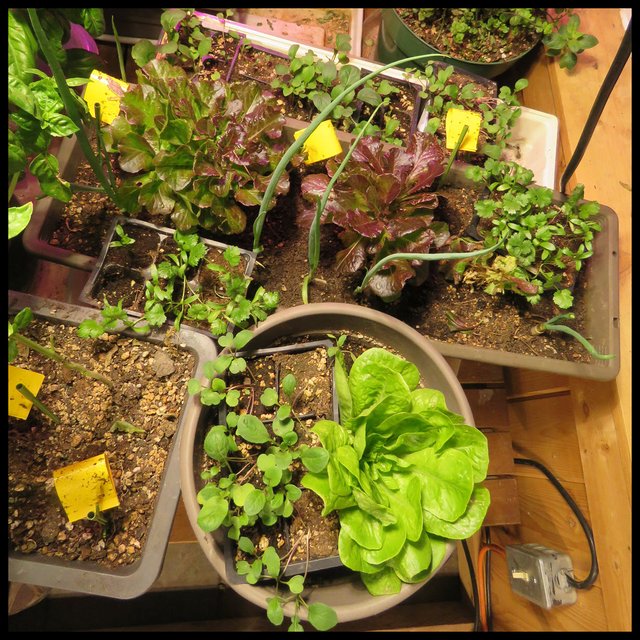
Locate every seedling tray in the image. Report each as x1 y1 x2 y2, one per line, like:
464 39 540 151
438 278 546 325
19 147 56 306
210 340 344 582
78 216 257 337
8 290 217 599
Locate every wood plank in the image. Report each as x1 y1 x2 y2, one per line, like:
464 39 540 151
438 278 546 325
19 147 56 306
507 476 592 574
169 496 197 543
489 526 607 632
506 395 584 484
505 369 570 397
483 477 520 526
569 379 631 631
456 360 505 386
465 387 510 429
544 9 631 470
481 429 515 475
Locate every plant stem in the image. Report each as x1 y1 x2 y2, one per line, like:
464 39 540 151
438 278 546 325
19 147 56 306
355 235 506 294
442 124 469 180
533 316 615 360
252 52 446 252
27 9 121 208
12 332 114 387
8 172 19 204
16 384 60 423
302 101 385 304
111 16 128 83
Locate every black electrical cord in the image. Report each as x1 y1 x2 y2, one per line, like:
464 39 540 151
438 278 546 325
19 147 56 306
460 538 481 632
514 457 599 589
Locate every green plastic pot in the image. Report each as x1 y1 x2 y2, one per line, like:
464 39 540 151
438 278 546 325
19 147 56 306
377 8 538 80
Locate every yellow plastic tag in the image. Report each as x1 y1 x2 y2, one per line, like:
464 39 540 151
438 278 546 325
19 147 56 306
53 453 120 523
84 70 130 124
8 365 44 420
445 108 482 152
293 120 344 164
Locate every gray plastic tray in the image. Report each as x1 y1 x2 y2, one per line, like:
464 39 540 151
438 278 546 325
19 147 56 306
77 216 257 337
8 291 217 599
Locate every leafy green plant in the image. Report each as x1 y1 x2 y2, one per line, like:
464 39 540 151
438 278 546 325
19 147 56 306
105 59 298 234
108 223 135 248
409 62 528 160
8 9 108 235
302 344 489 595
131 8 242 78
300 132 449 302
190 339 338 631
132 9 211 71
531 313 614 360
403 8 598 70
461 159 602 307
9 307 113 387
77 233 279 338
270 34 403 144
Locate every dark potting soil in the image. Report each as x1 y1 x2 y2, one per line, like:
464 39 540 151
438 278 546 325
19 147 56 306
396 8 543 65
8 317 196 568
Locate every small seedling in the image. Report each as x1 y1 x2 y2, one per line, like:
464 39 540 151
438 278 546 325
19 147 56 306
9 307 113 387
531 313 614 360
109 223 135 248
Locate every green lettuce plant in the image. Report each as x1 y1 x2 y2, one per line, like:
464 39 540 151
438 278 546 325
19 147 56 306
302 344 490 595
105 58 299 235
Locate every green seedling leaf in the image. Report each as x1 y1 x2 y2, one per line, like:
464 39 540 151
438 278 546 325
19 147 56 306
260 388 278 407
244 488 266 516
308 602 338 631
262 545 281 578
266 596 284 626
281 373 297 397
238 536 255 555
286 574 305 595
197 495 229 532
237 415 271 443
110 419 144 434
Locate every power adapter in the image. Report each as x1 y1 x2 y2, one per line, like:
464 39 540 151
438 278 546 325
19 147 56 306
506 543 577 609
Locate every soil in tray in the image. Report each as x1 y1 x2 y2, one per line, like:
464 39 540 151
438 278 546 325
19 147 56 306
91 264 146 312
8 316 196 568
241 171 598 365
200 346 341 575
107 226 161 270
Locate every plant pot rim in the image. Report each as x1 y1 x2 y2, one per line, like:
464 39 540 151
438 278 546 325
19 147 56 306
179 302 472 623
388 8 541 69
8 290 217 599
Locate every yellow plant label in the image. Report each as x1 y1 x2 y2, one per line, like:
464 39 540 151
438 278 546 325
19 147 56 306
293 120 344 165
84 70 130 124
8 365 44 420
53 453 120 523
445 108 482 152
